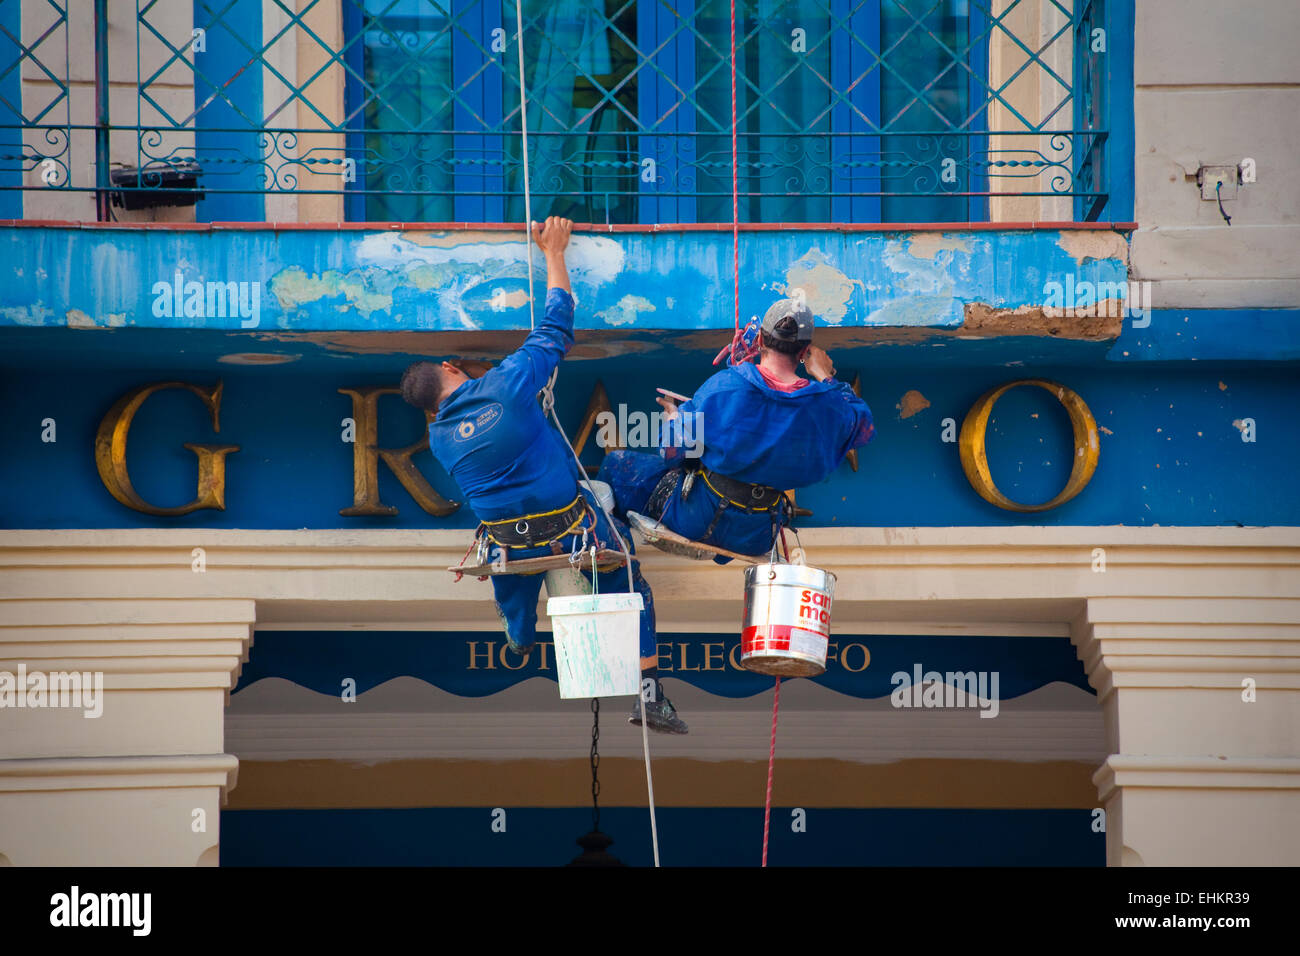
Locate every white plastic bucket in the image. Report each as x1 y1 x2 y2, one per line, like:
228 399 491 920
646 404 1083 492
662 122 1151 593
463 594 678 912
545 592 644 699
584 479 616 516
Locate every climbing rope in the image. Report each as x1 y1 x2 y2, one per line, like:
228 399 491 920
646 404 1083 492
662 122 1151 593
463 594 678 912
761 676 781 867
730 0 740 342
513 0 660 868
590 697 601 832
727 0 785 869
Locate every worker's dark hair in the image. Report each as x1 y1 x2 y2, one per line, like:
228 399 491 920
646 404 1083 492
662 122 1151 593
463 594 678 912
760 315 806 357
400 361 445 414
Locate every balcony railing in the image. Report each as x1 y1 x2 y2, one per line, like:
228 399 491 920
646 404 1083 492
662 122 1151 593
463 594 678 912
0 0 1116 223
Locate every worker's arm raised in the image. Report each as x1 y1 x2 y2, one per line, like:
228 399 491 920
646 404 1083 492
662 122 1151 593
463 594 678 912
495 216 576 397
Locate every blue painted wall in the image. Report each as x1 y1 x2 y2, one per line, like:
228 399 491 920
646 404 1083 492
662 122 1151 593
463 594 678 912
231 632 1092 700
1 353 1295 528
0 0 22 220
220 806 1104 866
0 226 1130 333
192 0 265 222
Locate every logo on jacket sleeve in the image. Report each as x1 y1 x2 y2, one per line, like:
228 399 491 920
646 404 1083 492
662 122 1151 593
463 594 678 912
454 402 504 442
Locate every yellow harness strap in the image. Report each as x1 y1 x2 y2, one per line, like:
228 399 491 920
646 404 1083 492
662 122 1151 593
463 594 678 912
480 493 590 550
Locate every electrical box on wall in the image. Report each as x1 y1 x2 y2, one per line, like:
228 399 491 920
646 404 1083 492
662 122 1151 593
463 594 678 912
1197 164 1238 200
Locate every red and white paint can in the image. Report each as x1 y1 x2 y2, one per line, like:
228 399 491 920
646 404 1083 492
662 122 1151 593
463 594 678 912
740 563 836 678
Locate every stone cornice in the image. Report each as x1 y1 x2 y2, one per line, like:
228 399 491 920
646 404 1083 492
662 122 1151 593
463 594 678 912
0 754 240 797
1093 756 1300 802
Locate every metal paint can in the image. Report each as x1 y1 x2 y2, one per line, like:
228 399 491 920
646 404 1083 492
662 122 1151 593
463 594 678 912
740 563 836 678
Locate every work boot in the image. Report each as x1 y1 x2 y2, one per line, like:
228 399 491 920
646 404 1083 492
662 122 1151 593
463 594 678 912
628 694 689 735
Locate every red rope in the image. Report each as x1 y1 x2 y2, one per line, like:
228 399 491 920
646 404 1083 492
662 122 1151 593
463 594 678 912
451 535 478 583
761 676 781 867
730 0 778 870
730 0 739 339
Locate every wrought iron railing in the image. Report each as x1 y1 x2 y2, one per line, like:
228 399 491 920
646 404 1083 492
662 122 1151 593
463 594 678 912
0 0 1115 223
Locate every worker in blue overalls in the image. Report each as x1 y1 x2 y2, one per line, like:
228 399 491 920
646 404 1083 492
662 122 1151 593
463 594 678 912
599 298 875 560
400 217 687 734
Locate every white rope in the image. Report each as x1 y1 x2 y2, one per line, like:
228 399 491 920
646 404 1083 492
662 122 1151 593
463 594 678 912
513 0 660 868
514 0 536 330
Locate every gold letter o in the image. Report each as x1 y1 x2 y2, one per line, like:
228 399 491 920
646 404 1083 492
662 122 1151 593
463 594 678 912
958 379 1100 513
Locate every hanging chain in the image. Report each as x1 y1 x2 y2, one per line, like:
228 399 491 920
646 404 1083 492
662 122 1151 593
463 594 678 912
589 697 601 832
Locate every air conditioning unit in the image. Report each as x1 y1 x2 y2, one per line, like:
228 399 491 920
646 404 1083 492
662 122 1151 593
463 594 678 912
109 162 205 210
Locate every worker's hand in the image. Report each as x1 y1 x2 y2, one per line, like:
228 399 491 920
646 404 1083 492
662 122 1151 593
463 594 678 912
655 395 680 420
802 345 836 382
534 216 573 255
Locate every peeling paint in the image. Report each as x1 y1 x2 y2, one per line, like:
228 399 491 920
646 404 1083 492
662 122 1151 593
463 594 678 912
882 237 964 297
897 389 931 419
963 302 1122 340
0 226 1136 337
271 267 397 320
247 329 662 361
1 304 52 325
907 234 972 261
1056 230 1129 266
67 308 126 329
778 249 861 324
865 295 961 327
596 294 656 327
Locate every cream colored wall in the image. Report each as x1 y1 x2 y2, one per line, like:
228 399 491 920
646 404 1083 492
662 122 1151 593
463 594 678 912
1131 0 1300 307
986 0 1074 223
1 527 1297 865
17 0 340 223
20 0 197 222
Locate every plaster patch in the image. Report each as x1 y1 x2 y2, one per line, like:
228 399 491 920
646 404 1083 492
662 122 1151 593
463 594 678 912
864 295 962 327
596 294 656 327
907 234 971 261
271 267 396 319
402 230 512 248
494 290 531 310
1056 230 1129 266
356 232 625 287
881 239 956 297
778 249 861 324
0 303 52 326
963 302 1122 339
897 390 931 419
67 309 128 329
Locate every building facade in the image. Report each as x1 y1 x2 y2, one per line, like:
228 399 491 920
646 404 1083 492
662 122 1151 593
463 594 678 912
0 0 1297 866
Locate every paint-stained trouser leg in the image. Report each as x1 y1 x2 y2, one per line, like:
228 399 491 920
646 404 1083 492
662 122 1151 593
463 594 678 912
488 546 548 652
576 490 657 659
597 449 671 519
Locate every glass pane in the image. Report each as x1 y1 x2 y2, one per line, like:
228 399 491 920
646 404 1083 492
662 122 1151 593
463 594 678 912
880 0 971 221
362 0 455 221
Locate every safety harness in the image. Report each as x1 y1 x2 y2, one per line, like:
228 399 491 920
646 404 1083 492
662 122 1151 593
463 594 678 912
644 464 793 551
478 492 592 550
